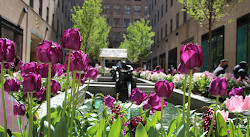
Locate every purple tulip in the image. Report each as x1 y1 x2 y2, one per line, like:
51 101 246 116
38 63 56 78
155 80 174 98
22 72 41 92
54 64 64 77
0 38 16 62
103 95 115 109
37 40 62 64
180 43 204 69
36 87 46 101
64 50 88 72
4 79 20 93
13 104 26 116
61 28 83 50
20 62 40 77
50 79 61 95
177 63 196 74
85 68 99 80
228 87 244 97
129 88 148 105
76 73 86 85
142 93 167 113
208 78 228 97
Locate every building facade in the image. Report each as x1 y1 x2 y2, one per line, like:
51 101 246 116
0 0 76 63
147 0 250 74
101 0 149 48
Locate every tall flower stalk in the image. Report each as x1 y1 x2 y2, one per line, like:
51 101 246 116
1 62 7 137
46 62 52 137
186 69 193 136
161 98 165 136
69 72 76 136
28 92 33 137
207 96 219 136
182 75 188 122
62 50 72 119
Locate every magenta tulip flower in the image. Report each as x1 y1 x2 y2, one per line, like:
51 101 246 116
38 63 56 78
180 43 204 69
129 88 148 105
22 72 41 92
208 78 228 97
225 96 245 113
13 104 26 116
61 28 82 50
54 64 64 77
36 87 46 101
64 50 88 72
177 63 196 74
50 79 60 95
155 80 174 98
103 95 115 109
85 68 99 80
20 62 40 77
142 93 167 113
4 79 20 93
228 87 244 97
76 73 86 85
37 40 62 64
0 38 16 62
242 95 250 111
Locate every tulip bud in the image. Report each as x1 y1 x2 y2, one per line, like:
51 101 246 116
0 38 16 63
22 72 41 92
61 28 82 50
103 95 115 109
155 80 174 98
208 78 228 97
129 88 148 105
13 104 26 116
4 79 20 93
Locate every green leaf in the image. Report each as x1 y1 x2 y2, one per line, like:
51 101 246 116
219 126 228 137
55 118 68 137
43 121 55 137
88 125 98 136
229 121 235 137
147 126 159 137
176 124 186 137
167 119 177 137
0 125 9 137
135 123 148 137
108 117 122 137
238 127 243 137
152 111 161 123
94 119 105 137
12 132 22 137
176 110 181 129
216 112 228 136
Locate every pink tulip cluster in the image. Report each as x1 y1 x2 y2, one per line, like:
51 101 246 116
225 95 250 113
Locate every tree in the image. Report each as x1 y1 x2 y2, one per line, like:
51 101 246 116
179 0 242 71
72 0 110 64
120 19 155 65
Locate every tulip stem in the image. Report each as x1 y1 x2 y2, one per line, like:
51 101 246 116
77 79 91 105
207 96 219 137
182 75 188 122
75 73 82 108
161 98 164 136
46 62 52 137
18 116 23 137
1 62 7 137
69 72 76 137
247 117 249 136
121 103 133 113
63 50 72 119
186 69 193 136
28 92 33 137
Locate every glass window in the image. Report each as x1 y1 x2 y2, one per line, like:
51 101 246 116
168 48 177 68
106 18 109 25
103 4 110 14
134 6 141 14
183 7 187 23
52 14 55 28
153 57 157 69
161 28 163 40
166 0 168 13
161 5 163 17
124 19 130 27
62 0 64 12
114 5 120 14
30 0 34 8
237 14 250 73
145 6 149 15
157 31 159 43
157 10 159 22
171 0 173 7
46 7 49 22
113 18 120 27
176 12 179 28
58 0 60 8
154 14 156 25
201 27 224 71
124 5 131 15
113 32 121 41
57 19 59 32
134 19 140 22
170 19 173 32
165 23 167 37
39 0 43 16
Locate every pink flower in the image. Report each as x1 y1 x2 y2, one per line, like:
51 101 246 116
103 95 115 109
54 64 65 77
180 43 204 69
50 79 61 95
228 87 244 97
129 88 148 105
64 50 88 72
217 110 229 122
208 78 228 97
20 62 40 77
0 38 16 62
13 104 26 116
155 80 174 98
85 68 99 80
4 79 20 93
242 95 250 111
177 63 196 74
225 96 245 113
22 72 41 92
36 87 46 101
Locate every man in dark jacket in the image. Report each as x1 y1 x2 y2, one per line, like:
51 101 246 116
213 59 229 77
233 61 248 79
